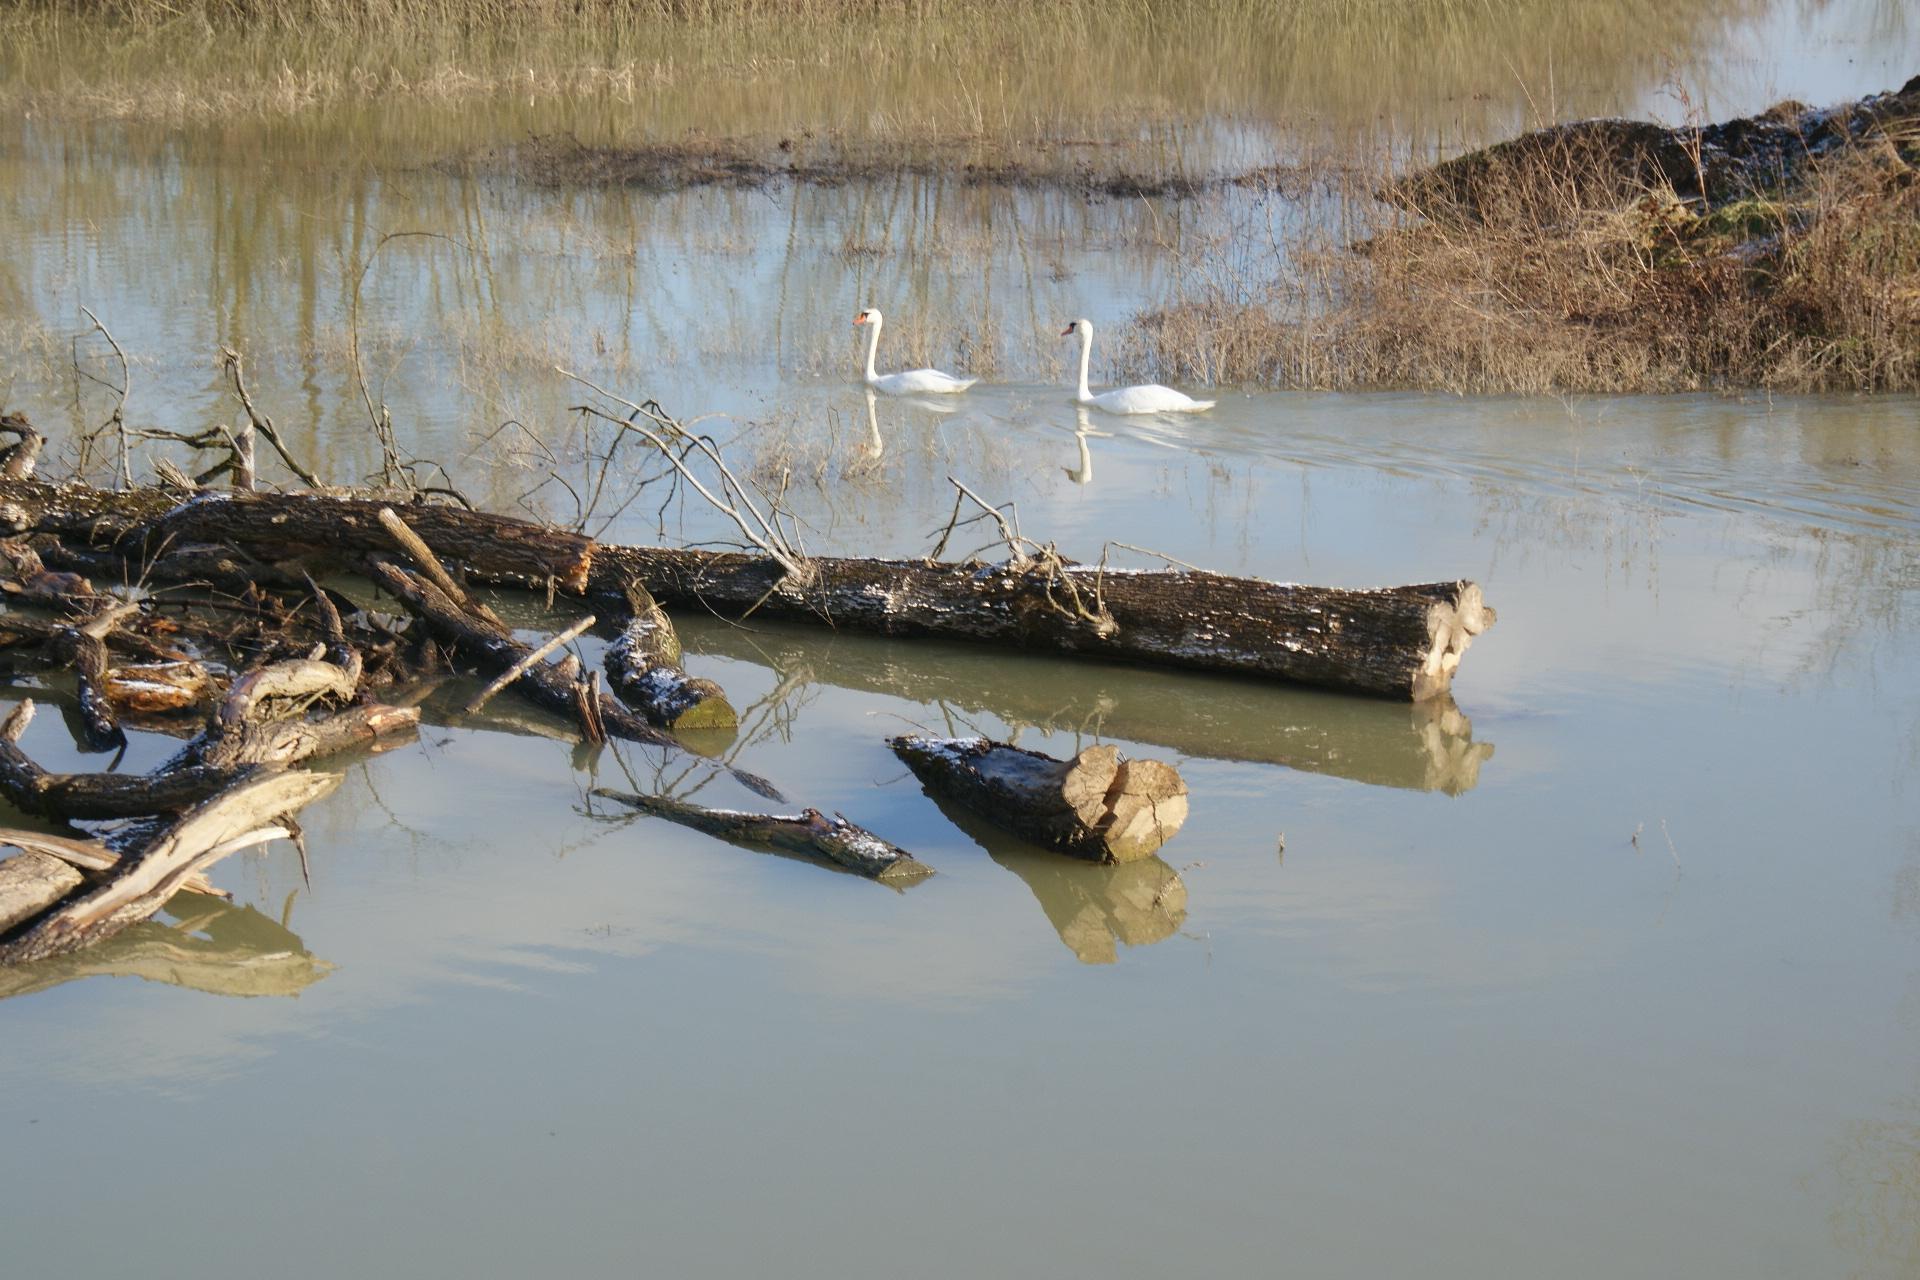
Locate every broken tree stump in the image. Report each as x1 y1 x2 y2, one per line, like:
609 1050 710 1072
603 583 736 733
889 735 1188 863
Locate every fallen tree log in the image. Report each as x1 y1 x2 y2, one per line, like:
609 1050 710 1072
0 477 594 591
0 477 1495 700
890 735 1187 863
592 788 931 884
0 769 340 964
602 583 736 733
0 827 222 898
597 547 1492 702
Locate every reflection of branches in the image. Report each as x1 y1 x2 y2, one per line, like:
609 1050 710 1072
349 230 477 500
75 305 131 487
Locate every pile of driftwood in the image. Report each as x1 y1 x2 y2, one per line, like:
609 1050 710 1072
0 405 1496 980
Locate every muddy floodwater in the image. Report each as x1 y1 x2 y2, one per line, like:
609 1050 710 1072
3 3 1919 1276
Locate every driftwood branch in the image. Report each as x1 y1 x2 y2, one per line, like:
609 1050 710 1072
0 769 341 965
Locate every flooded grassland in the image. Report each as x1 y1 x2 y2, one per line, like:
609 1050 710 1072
3 3 1920 1277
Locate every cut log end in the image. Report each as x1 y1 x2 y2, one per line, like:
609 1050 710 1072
1416 582 1496 702
891 735 1187 864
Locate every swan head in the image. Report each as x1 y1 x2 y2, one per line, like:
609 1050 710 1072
854 307 881 328
1061 318 1091 338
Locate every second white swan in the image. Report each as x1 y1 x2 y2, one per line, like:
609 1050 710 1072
855 308 977 395
1062 318 1215 414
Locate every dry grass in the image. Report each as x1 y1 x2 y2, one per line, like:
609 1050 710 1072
1129 95 1920 394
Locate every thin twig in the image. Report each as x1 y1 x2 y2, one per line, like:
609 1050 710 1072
460 614 597 716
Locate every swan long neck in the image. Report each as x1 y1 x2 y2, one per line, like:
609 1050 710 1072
1075 323 1093 401
862 314 882 382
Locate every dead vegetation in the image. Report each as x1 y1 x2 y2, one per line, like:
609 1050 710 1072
1130 78 1920 394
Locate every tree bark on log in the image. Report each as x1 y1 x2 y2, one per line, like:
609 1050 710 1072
0 477 1495 700
597 547 1491 702
602 583 736 733
0 478 594 592
47 625 124 752
890 735 1188 863
592 788 931 884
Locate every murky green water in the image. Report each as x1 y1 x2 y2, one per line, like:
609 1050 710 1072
3 4 1919 1276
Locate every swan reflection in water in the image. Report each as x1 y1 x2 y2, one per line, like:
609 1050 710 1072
1063 407 1113 487
858 388 884 463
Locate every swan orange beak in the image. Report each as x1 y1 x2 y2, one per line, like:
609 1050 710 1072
853 313 865 325
1060 324 1075 336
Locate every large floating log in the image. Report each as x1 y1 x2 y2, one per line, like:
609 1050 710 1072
891 735 1187 864
0 477 594 592
599 548 1492 702
0 477 1494 701
592 788 931 884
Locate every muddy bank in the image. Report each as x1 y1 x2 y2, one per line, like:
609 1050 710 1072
467 134 1216 199
1391 73 1920 221
1133 77 1920 394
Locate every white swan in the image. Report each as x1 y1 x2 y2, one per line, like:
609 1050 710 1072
855 308 977 395
1062 318 1215 414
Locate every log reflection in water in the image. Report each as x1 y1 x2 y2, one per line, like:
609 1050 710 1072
686 621 1495 794
0 890 331 1001
928 793 1186 965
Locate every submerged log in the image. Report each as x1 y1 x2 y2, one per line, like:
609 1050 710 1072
0 477 1495 700
592 788 931 884
890 735 1187 864
603 583 736 733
